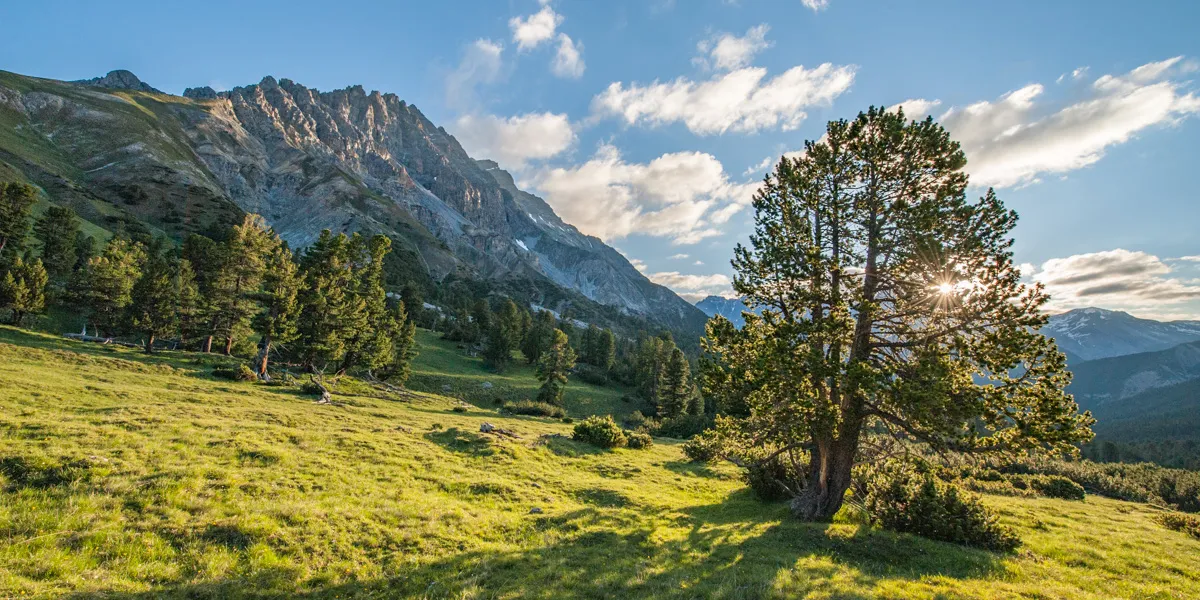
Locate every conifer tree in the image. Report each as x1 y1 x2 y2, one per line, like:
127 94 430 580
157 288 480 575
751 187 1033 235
0 182 37 266
338 235 394 374
176 259 203 347
536 328 576 406
209 215 272 355
296 230 365 371
379 300 418 386
597 328 616 372
252 242 301 377
76 238 145 336
483 298 521 371
33 205 80 294
127 247 179 353
522 310 557 364
701 107 1093 520
0 255 47 326
659 347 692 418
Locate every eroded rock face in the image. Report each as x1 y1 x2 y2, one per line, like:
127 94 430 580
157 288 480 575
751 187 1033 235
0 69 708 333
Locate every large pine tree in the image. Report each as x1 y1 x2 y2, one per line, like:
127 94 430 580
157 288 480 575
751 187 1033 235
0 255 47 326
33 205 80 295
701 107 1093 521
208 215 272 355
658 347 692 419
75 238 145 337
0 183 37 267
483 299 522 371
252 242 301 377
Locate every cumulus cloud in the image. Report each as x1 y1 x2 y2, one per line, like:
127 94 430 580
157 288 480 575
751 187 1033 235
445 39 504 110
742 156 774 176
696 24 773 71
452 112 575 169
510 3 563 51
529 144 760 244
552 33 586 78
592 62 856 135
888 98 943 120
1027 248 1200 317
901 57 1200 188
643 271 734 302
801 0 829 12
669 253 690 259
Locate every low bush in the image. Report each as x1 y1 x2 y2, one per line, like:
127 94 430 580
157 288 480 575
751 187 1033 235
682 432 721 463
626 431 653 450
653 414 711 439
299 381 326 396
864 461 1021 553
214 364 258 382
1032 475 1086 501
561 417 574 424
745 455 796 502
623 410 651 431
574 364 610 386
504 400 566 419
1155 512 1200 540
573 415 627 449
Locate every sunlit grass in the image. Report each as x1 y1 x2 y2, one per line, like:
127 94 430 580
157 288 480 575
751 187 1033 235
0 325 1197 599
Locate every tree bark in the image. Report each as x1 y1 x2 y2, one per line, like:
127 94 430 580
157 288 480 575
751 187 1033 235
144 334 155 354
202 335 213 354
257 338 272 378
223 336 234 356
790 434 859 521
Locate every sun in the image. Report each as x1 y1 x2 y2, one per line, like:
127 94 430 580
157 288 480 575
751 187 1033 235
936 282 955 295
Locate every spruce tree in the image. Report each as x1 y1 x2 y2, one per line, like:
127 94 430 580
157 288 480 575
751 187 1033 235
0 255 47 326
483 298 521 371
338 235 393 374
127 247 179 353
296 230 365 371
176 259 204 348
379 301 418 386
33 205 80 295
77 238 145 336
0 182 37 266
659 347 692 418
536 328 576 406
522 310 557 364
252 242 301 377
209 215 272 355
597 328 616 372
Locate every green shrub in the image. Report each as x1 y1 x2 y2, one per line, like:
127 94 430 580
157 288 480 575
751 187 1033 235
1032 475 1086 500
504 400 566 419
573 415 627 449
864 461 1020 552
561 417 574 424
575 364 609 386
623 410 651 431
299 381 326 396
1155 512 1200 540
745 455 797 502
626 431 653 450
451 404 469 413
653 413 710 439
682 433 721 463
234 364 258 382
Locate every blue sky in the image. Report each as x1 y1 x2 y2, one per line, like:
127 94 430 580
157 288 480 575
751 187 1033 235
4 0 1200 319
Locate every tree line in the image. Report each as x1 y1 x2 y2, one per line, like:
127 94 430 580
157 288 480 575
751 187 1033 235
0 182 416 383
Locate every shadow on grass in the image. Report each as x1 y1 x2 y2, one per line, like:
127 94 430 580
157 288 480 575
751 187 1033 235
423 427 497 457
61 500 1007 600
662 459 728 479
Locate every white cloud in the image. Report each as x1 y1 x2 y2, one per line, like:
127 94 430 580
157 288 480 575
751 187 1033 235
643 271 734 302
1176 255 1200 262
552 33 585 78
529 144 760 244
669 253 690 259
887 98 942 120
445 39 504 110
801 0 829 12
694 260 705 265
452 112 575 169
926 57 1200 188
592 62 856 135
697 24 773 72
1028 248 1200 317
742 156 774 176
510 4 562 51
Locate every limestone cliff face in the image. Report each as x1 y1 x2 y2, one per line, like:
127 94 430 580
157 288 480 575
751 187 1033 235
0 69 708 334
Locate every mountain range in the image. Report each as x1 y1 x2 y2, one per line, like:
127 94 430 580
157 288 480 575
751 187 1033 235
0 69 709 338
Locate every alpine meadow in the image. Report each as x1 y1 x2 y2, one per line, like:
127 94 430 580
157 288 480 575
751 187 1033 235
2 1 1200 598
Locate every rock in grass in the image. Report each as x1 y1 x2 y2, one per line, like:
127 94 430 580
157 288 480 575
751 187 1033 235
528 507 543 514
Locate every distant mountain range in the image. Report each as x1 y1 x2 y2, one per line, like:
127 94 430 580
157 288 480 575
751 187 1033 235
0 69 708 339
1043 307 1200 361
694 295 761 329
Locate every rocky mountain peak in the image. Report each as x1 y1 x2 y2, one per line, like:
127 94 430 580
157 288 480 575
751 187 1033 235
75 70 161 93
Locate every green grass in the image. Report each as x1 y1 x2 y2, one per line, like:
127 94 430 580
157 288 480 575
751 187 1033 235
408 328 639 419
0 325 1198 599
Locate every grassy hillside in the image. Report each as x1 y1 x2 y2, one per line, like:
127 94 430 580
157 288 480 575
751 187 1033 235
1 326 1198 599
408 328 637 419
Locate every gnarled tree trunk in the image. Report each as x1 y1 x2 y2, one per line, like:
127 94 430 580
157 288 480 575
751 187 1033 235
790 433 860 521
202 335 213 353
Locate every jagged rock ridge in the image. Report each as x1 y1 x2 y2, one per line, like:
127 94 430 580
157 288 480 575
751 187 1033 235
0 69 709 336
